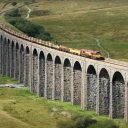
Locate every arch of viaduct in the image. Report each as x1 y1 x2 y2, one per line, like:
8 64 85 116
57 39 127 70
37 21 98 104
0 27 128 122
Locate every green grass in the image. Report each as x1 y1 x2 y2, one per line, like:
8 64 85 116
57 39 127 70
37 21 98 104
0 75 19 84
0 75 127 128
0 88 127 128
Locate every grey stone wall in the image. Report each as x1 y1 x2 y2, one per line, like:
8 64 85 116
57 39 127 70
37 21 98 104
24 53 30 86
20 50 24 83
112 81 125 118
11 44 15 78
15 48 20 80
1 41 3 74
39 58 45 97
99 78 110 115
5 42 8 75
73 70 82 105
0 39 2 74
6 42 9 76
63 67 71 102
32 55 38 93
3 41 7 75
87 74 97 110
54 64 62 100
46 61 53 99
8 44 11 77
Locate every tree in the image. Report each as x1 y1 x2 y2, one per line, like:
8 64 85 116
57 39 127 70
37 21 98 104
12 2 17 6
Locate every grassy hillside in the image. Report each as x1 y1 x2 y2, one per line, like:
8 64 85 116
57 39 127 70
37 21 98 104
0 76 127 128
0 0 128 60
29 0 128 60
0 87 127 128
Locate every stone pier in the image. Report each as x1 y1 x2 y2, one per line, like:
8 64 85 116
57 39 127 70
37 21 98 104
20 45 24 83
54 56 62 100
15 43 20 80
32 49 39 93
39 51 45 97
63 59 71 102
46 54 53 99
73 62 82 105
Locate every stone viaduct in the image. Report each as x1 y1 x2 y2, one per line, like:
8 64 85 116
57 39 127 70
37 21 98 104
0 24 128 122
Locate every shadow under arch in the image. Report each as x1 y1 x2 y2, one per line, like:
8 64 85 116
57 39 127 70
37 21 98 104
99 68 110 115
0 35 3 42
87 65 97 110
26 46 30 54
47 53 53 61
55 56 61 64
33 48 38 56
112 71 125 118
73 61 82 105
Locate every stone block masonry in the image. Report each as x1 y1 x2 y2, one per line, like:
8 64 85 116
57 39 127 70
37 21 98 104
11 43 15 78
63 67 71 102
15 47 20 80
99 78 110 115
73 70 82 105
55 63 62 100
6 42 10 76
112 81 125 118
39 58 45 97
87 74 97 110
32 54 38 93
46 60 53 99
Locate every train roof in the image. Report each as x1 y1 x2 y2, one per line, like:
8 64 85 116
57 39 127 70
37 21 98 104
81 49 101 54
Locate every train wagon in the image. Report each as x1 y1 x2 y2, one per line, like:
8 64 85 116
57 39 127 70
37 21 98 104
51 43 60 50
80 49 105 60
59 45 70 52
70 48 80 55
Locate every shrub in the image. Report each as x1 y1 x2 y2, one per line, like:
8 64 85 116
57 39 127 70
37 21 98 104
12 2 17 6
5 8 21 17
5 8 53 41
72 115 97 128
57 120 74 128
57 115 97 128
57 115 118 128
89 120 119 128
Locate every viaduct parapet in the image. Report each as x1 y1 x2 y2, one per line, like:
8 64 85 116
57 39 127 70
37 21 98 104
0 24 128 123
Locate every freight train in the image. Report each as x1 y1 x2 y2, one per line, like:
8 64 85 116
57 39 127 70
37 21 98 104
48 43 105 60
0 25 105 60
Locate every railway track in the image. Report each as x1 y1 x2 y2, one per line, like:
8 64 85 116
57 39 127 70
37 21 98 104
0 24 128 68
104 58 128 68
